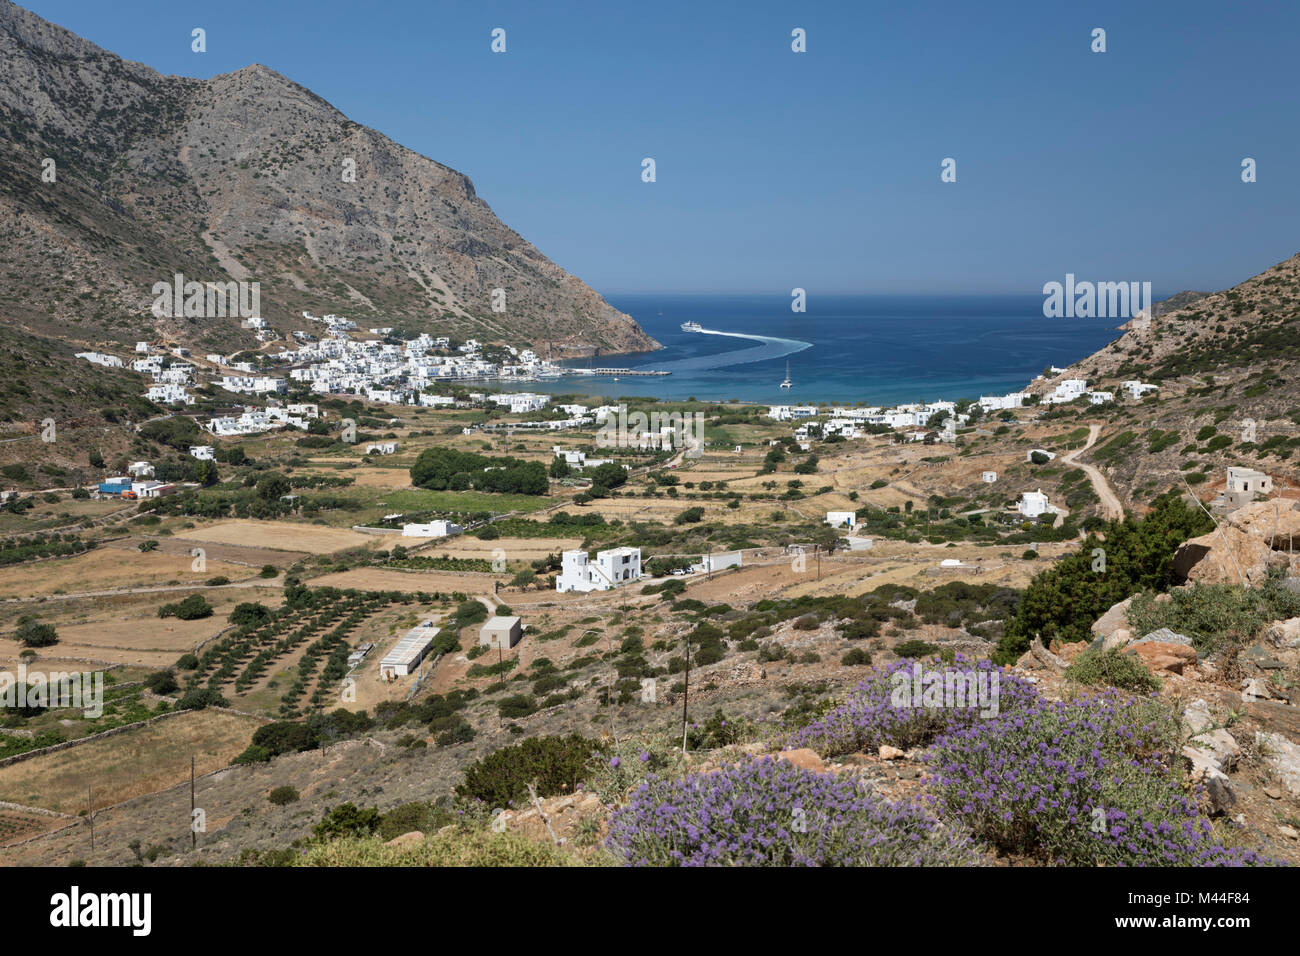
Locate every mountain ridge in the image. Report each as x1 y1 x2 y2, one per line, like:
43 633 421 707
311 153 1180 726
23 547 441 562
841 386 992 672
0 0 658 359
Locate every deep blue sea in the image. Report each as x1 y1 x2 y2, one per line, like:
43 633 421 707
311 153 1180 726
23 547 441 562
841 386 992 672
535 293 1131 406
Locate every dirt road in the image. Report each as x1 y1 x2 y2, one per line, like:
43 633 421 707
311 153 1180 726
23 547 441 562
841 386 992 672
1064 424 1124 520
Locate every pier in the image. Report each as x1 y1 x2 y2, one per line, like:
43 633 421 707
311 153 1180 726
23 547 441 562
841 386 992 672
570 367 671 377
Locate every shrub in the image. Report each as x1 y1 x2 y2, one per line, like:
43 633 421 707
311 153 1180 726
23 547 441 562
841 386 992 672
788 656 1038 757
1065 647 1162 692
893 639 938 658
228 602 273 630
143 670 179 695
268 786 300 806
456 734 597 807
926 691 1271 865
259 564 279 578
158 594 213 620
177 687 227 710
313 802 381 840
1127 583 1267 654
997 493 1212 662
496 694 537 719
841 649 872 666
606 758 984 866
16 619 58 648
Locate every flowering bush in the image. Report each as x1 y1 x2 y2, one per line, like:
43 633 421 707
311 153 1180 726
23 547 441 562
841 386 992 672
926 690 1272 866
606 757 985 866
787 656 1039 757
587 733 687 805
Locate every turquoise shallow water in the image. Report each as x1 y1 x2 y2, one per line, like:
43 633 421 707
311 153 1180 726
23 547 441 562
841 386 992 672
533 293 1130 406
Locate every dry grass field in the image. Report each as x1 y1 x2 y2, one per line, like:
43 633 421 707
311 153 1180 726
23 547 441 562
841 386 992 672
0 548 249 601
307 567 506 593
176 519 391 554
0 708 263 814
0 588 282 669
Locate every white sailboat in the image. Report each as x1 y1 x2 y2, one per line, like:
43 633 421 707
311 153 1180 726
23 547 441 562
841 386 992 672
780 361 792 389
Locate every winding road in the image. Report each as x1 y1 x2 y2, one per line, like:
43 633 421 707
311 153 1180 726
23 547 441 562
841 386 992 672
1063 424 1124 520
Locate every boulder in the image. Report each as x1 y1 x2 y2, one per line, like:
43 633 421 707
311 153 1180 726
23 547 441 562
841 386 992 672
878 745 905 761
776 748 826 773
1242 678 1280 702
1102 628 1133 651
1124 641 1197 675
1204 776 1236 815
384 830 425 849
1131 627 1192 647
1172 501 1300 587
1264 618 1300 649
1181 699 1239 777
1091 596 1133 637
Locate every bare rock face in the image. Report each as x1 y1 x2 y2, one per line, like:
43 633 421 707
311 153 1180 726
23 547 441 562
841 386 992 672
1172 501 1300 587
1123 641 1197 675
0 2 658 356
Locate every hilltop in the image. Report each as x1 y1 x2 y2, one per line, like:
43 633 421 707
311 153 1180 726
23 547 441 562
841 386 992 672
0 1 656 376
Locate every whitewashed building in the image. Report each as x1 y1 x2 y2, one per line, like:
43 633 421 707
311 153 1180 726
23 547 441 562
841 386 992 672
825 511 857 529
556 547 642 592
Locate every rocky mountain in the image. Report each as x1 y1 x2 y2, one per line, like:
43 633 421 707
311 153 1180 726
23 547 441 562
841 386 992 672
0 0 657 362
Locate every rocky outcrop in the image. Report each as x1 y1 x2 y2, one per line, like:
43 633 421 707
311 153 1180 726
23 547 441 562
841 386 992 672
1172 501 1300 586
1124 641 1197 675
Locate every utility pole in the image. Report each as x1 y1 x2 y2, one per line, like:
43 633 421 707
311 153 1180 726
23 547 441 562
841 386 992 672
680 635 691 754
87 787 94 852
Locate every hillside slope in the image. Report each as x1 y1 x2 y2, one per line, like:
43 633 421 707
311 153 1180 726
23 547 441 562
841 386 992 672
1032 253 1300 510
0 0 656 359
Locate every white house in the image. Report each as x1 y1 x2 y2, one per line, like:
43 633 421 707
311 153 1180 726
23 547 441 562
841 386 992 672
978 392 1028 412
1016 488 1052 519
982 471 997 483
1226 467 1272 496
556 547 642 592
1045 379 1089 404
366 442 398 455
146 383 194 405
190 446 215 461
401 520 462 538
1088 391 1114 405
127 461 155 478
1122 381 1159 399
825 511 857 529
1026 448 1057 463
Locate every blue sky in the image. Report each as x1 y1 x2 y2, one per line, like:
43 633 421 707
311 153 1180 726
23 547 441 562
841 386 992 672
23 0 1300 295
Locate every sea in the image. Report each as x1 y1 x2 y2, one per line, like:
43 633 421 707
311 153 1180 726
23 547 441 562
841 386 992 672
531 293 1132 407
